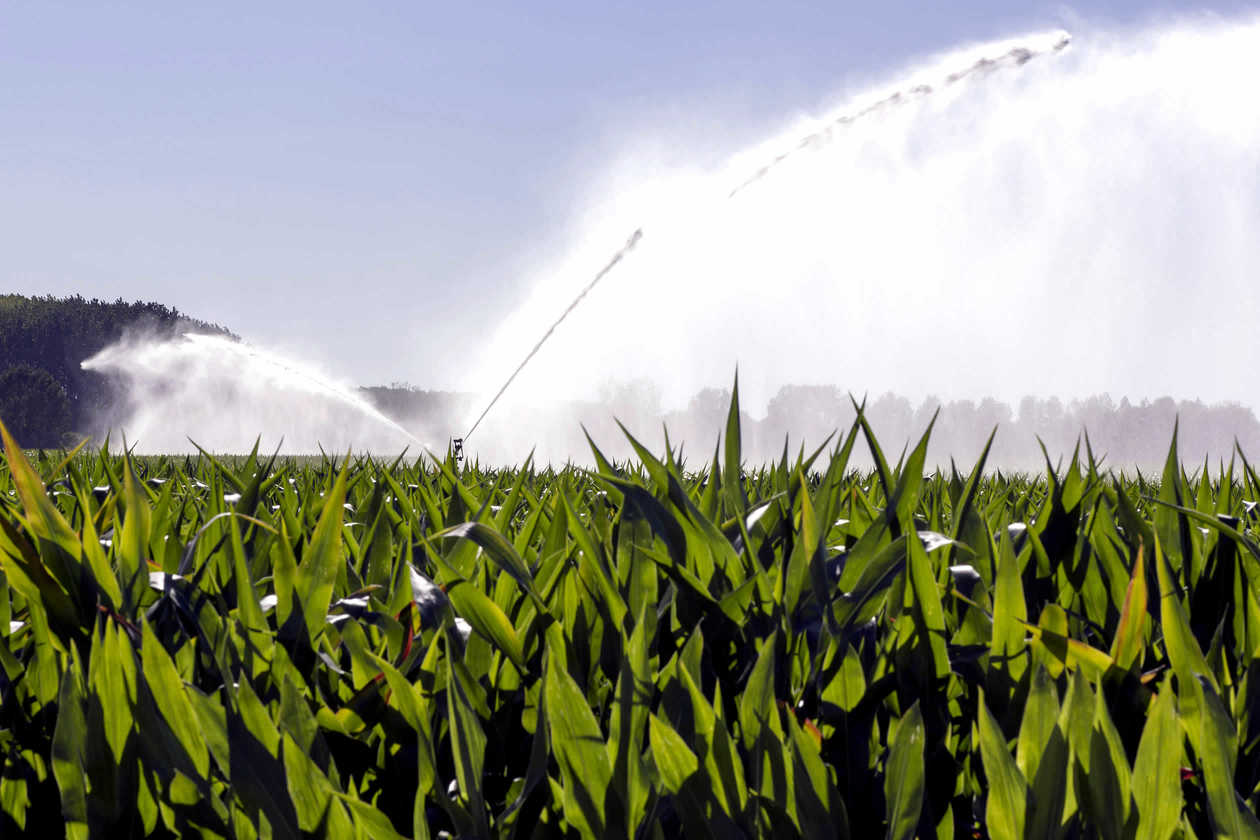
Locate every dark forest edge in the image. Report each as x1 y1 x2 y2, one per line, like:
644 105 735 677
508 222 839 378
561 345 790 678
0 294 234 447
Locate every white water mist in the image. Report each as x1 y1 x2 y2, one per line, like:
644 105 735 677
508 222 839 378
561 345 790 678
82 333 425 454
464 17 1260 461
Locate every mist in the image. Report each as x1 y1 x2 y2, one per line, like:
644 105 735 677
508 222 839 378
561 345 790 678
80 15 1260 466
82 333 425 454
461 16 1260 462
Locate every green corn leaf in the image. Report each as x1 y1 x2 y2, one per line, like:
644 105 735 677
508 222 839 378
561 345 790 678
334 792 410 840
281 732 332 833
444 578 527 669
1025 605 1117 680
906 523 950 680
1153 423 1193 572
0 417 81 558
978 691 1027 840
615 492 659 635
546 654 615 839
822 642 867 712
738 632 778 751
608 601 653 835
854 401 896 523
885 701 925 840
1132 681 1183 840
0 513 82 649
889 411 938 531
75 483 123 612
1153 533 1216 692
1017 666 1058 784
447 653 492 837
724 372 746 519
784 472 821 621
990 527 1028 693
88 617 138 773
231 520 275 680
436 520 546 611
50 653 89 840
1057 670 1095 824
833 534 907 629
0 775 30 832
1110 542 1149 672
292 459 350 644
373 653 438 800
678 658 750 822
119 451 152 612
949 427 998 545
790 710 847 839
139 621 210 780
185 685 230 779
648 712 724 838
1193 675 1260 839
1084 688 1134 840
649 711 700 790
1027 724 1069 840
236 440 281 518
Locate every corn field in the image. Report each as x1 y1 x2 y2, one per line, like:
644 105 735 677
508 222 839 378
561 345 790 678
2 385 1260 839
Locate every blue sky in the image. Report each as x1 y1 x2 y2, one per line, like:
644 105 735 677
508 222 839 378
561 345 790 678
2 1 1254 388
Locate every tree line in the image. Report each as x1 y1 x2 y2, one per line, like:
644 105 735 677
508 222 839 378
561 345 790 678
0 294 233 447
360 380 1260 470
4 293 1257 468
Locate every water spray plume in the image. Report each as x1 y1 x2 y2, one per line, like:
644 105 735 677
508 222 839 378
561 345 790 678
83 333 425 454
464 30 1073 437
85 17 1260 463
465 17 1260 461
725 31 1072 200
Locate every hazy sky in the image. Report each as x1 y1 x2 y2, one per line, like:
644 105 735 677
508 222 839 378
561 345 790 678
2 1 1254 390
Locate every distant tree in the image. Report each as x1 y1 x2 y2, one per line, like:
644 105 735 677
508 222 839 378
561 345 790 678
866 392 913 443
686 387 732 429
358 384 474 436
0 293 235 437
0 364 73 448
598 379 662 434
764 384 848 430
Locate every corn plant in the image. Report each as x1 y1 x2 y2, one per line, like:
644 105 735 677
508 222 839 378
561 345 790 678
2 383 1260 838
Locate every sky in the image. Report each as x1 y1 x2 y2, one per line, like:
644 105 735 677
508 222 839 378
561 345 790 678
3 0 1256 392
